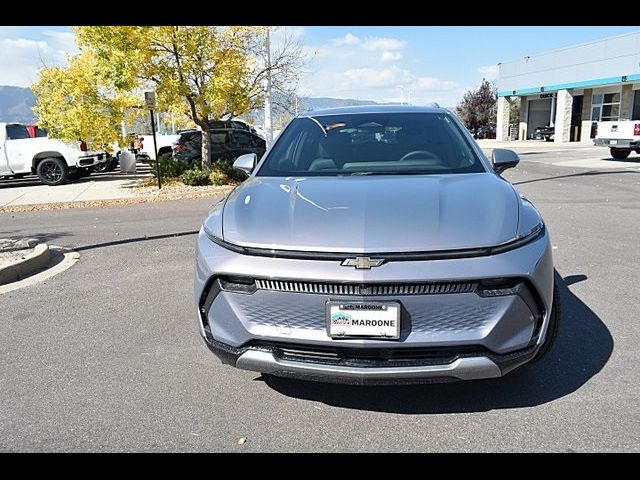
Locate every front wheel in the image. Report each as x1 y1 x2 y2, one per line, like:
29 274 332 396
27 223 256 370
69 167 93 180
93 161 109 173
36 157 69 186
610 148 631 160
78 167 94 177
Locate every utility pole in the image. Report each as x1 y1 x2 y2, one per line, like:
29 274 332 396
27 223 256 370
145 91 161 189
263 27 274 148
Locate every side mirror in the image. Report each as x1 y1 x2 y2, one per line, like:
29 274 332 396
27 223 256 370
233 153 257 175
491 149 520 174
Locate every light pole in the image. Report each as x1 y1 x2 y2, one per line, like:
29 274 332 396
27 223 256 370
145 91 161 189
263 27 273 148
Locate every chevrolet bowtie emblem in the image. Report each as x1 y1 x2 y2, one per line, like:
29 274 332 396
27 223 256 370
341 257 385 269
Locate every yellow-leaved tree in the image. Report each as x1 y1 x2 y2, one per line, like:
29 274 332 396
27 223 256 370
32 50 139 152
33 26 305 168
75 26 261 168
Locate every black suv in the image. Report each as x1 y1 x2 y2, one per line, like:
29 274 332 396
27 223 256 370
173 122 266 167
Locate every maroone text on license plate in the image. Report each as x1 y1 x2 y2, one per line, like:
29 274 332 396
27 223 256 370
327 301 400 339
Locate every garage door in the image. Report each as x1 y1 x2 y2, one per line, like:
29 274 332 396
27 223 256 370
527 98 552 139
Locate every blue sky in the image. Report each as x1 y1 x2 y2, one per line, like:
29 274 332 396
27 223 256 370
1 26 638 107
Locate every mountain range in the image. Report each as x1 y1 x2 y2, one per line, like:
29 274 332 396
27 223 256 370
0 86 387 126
0 86 37 124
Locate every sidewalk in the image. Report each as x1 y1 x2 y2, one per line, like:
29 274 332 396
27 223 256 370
0 174 142 207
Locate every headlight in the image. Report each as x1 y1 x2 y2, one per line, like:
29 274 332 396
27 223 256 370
490 222 545 254
202 199 225 240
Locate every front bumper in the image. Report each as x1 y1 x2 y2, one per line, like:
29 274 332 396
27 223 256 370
202 333 538 385
195 228 553 384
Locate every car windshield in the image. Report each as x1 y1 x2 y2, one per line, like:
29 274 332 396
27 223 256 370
256 112 487 176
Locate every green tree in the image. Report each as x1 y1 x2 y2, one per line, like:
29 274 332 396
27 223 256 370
454 79 497 138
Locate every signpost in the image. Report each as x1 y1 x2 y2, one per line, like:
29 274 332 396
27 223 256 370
145 91 161 189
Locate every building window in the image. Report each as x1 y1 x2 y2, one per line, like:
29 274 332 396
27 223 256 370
591 91 621 121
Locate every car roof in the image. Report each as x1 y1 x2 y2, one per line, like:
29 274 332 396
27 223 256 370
297 104 446 117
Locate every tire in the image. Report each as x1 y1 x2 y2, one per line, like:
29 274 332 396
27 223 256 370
105 158 118 172
610 148 631 160
36 157 69 186
93 161 109 173
69 167 93 180
531 283 560 363
78 167 94 177
544 136 553 142
158 146 172 157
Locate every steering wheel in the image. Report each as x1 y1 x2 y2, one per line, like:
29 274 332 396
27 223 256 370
399 150 439 161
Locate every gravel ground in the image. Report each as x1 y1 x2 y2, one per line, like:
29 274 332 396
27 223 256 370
135 183 235 197
0 184 236 214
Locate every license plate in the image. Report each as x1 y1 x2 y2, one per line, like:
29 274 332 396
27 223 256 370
609 140 618 145
326 301 400 339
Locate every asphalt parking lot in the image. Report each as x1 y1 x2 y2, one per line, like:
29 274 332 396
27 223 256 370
1 146 639 452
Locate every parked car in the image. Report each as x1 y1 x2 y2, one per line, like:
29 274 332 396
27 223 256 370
594 120 640 160
135 134 180 161
534 125 555 142
0 122 106 185
173 127 266 167
194 105 559 385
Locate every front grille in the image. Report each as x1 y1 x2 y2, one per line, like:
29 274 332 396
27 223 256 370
254 279 477 296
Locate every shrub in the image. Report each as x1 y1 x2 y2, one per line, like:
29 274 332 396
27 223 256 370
209 158 248 184
209 170 229 186
181 168 211 186
149 153 189 179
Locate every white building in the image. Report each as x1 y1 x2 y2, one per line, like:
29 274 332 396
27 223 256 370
496 30 640 143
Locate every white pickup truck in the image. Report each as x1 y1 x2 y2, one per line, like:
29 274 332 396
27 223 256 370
0 122 106 185
594 120 640 160
136 134 180 161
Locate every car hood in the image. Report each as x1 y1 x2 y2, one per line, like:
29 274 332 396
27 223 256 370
222 174 520 253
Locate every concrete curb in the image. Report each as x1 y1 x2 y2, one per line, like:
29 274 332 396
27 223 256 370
0 247 79 294
0 243 51 285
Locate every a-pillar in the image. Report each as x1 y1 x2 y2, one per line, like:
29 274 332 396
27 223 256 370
497 96 511 141
554 89 573 143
